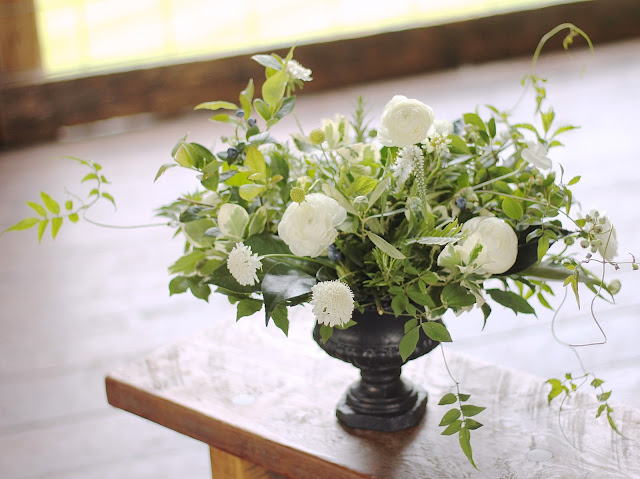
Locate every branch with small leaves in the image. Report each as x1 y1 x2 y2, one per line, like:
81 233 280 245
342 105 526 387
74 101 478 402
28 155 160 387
2 157 115 241
547 372 623 437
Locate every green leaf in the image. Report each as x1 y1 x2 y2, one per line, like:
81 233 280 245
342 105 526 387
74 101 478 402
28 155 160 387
441 284 476 308
553 125 579 136
422 322 452 342
448 135 471 154
439 408 461 426
209 113 233 124
239 78 254 118
68 213 79 223
319 324 333 343
271 304 289 336
487 117 496 138
366 232 406 260
65 200 73 210
537 235 550 262
459 427 478 469
51 217 63 239
168 250 207 275
458 393 471 402
463 113 486 132
441 420 463 435
368 176 390 206
261 263 316 324
465 419 483 430
239 183 267 201
194 100 239 111
217 204 249 238
542 109 555 134
438 393 457 405
407 288 436 309
486 289 536 315
567 175 581 186
391 294 408 316
40 192 60 214
101 192 116 207
247 206 268 237
81 173 98 183
37 219 49 242
254 98 271 121
350 176 379 196
252 54 282 70
189 281 211 301
27 202 47 217
236 298 263 321
274 96 296 120
399 326 419 362
169 276 191 295
245 146 267 182
321 183 357 215
502 197 523 220
262 68 287 108
460 405 485 417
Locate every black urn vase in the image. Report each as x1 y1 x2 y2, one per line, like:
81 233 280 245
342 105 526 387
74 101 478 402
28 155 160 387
313 307 440 432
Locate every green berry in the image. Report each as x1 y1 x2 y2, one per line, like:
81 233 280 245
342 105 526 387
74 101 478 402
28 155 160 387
309 129 326 145
290 187 306 203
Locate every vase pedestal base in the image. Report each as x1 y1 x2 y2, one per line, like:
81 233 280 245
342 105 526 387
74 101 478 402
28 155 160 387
336 387 428 432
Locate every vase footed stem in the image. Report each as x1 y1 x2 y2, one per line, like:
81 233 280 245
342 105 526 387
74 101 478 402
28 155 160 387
337 367 428 432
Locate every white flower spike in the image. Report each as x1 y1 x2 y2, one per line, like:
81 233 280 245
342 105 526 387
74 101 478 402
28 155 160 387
311 280 355 327
227 243 262 286
286 59 312 82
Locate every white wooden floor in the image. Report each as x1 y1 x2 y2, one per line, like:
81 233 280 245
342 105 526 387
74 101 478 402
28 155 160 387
1 39 639 478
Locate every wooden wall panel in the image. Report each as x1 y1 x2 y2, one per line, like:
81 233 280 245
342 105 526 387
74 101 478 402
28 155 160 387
1 0 639 149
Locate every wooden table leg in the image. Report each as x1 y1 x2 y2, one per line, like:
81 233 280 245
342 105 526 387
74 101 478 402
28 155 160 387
210 446 287 479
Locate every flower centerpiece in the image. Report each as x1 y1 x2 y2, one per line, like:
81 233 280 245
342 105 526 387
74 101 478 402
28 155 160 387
5 24 636 467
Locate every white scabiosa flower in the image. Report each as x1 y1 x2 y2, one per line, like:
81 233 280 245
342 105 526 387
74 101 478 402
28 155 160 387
311 280 355 327
227 243 262 286
286 59 312 81
521 141 552 170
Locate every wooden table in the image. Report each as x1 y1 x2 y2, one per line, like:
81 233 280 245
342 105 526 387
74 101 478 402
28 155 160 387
105 311 640 478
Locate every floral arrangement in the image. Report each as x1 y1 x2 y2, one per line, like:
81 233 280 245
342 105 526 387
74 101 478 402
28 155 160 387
5 24 636 468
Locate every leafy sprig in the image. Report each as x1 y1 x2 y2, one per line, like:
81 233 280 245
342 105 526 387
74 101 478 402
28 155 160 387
547 372 622 436
2 157 115 241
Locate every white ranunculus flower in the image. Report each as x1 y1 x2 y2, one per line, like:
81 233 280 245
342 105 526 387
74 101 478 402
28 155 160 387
377 95 435 148
521 141 552 170
438 216 518 275
277 193 347 257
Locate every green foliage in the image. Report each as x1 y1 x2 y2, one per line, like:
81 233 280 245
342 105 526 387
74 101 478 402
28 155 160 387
546 372 623 437
8 27 633 470
3 157 115 241
438 391 483 469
